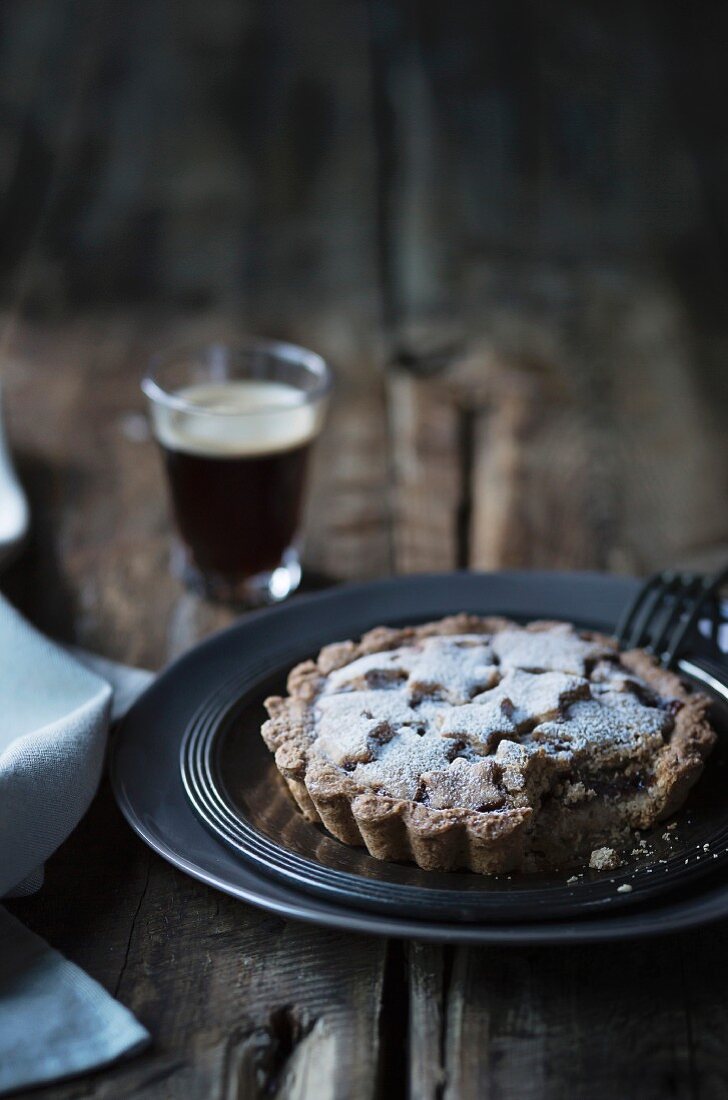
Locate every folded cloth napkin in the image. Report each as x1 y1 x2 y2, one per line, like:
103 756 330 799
0 593 153 1093
0 910 149 1095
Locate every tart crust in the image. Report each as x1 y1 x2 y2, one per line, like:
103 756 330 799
261 615 716 874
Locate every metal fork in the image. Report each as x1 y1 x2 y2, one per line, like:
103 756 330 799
615 566 728 703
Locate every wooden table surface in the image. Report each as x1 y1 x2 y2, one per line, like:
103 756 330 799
3 2 728 1097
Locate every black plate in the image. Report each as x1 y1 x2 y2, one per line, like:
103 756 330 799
180 659 728 923
111 570 728 944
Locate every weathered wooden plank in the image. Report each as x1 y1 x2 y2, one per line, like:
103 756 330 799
371 0 700 288
388 373 462 573
449 336 602 572
440 940 705 1100
469 388 599 573
580 271 728 573
305 380 392 583
107 882 385 1100
0 0 383 312
389 261 728 576
373 0 728 579
663 3 728 291
677 924 728 1098
1 314 202 664
407 942 447 1100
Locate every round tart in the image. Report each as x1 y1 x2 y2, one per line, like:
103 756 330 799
261 616 716 873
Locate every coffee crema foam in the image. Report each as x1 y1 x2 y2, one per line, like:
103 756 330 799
151 380 322 457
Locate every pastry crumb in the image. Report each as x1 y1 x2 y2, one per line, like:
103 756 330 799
617 884 633 894
566 875 579 884
590 846 621 872
561 780 596 805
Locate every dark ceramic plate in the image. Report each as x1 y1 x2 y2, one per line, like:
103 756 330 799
179 659 728 923
111 571 728 944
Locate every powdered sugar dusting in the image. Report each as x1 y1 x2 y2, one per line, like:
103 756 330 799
530 696 670 760
351 728 453 800
492 626 610 675
311 623 673 809
407 636 498 703
314 691 423 765
324 648 417 693
422 757 506 811
439 698 517 751
473 668 589 726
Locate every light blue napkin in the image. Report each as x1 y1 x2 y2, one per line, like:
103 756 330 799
0 910 149 1095
0 593 153 1093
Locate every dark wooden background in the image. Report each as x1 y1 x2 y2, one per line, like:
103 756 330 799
2 2 728 1097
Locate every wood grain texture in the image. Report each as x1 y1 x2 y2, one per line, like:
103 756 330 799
456 263 728 575
388 373 462 573
407 943 447 1100
401 936 728 1100
473 938 725 1100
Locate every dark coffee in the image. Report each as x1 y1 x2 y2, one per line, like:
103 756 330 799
161 440 311 578
151 380 321 585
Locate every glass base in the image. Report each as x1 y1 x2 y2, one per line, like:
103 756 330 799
171 543 302 607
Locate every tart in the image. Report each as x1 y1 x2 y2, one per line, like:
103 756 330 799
261 616 716 874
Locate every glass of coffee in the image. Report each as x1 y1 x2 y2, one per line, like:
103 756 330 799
142 339 332 605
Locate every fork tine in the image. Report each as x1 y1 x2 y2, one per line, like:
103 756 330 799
648 572 701 657
664 565 728 667
622 571 677 650
711 593 722 649
631 573 683 652
615 571 670 648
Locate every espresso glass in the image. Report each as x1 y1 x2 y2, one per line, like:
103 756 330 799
142 340 331 605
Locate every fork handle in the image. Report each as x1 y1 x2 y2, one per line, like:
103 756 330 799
678 655 728 706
